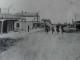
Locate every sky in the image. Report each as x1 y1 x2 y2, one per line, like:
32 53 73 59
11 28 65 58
0 0 80 23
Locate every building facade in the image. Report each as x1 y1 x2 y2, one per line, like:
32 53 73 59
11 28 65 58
0 12 40 34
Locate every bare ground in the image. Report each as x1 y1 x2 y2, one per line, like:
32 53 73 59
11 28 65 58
0 31 80 60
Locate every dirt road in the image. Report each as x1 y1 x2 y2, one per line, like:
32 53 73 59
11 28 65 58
0 31 80 60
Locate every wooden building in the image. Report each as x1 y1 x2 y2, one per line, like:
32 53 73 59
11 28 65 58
0 12 40 34
0 13 20 34
14 12 40 32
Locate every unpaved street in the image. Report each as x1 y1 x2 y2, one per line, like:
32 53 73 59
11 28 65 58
0 31 80 60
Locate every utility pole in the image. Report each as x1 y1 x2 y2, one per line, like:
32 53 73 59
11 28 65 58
7 4 13 13
0 8 1 13
75 15 76 21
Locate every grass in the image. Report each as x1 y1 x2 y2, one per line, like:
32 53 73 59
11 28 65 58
0 38 23 53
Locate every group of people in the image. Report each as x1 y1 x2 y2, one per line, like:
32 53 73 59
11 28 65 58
28 23 64 34
45 24 64 34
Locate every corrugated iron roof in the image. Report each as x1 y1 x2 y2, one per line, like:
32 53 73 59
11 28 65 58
15 12 39 17
0 13 20 19
0 12 39 20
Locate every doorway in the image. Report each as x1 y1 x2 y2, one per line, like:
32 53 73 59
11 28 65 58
3 20 7 33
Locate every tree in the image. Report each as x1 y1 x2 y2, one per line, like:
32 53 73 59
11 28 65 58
41 18 52 24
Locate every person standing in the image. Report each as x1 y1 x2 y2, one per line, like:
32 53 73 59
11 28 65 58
44 24 49 33
59 25 64 40
28 25 30 32
51 26 54 34
56 25 60 33
54 26 56 33
61 25 64 34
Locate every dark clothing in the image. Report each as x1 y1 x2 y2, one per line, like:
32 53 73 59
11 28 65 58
56 25 60 32
45 24 50 33
28 25 29 32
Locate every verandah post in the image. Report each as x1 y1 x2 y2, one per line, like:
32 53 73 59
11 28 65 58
1 20 4 34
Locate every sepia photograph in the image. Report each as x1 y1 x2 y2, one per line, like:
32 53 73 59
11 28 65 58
0 0 80 60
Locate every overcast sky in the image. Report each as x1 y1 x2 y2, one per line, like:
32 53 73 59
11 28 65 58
0 0 80 23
